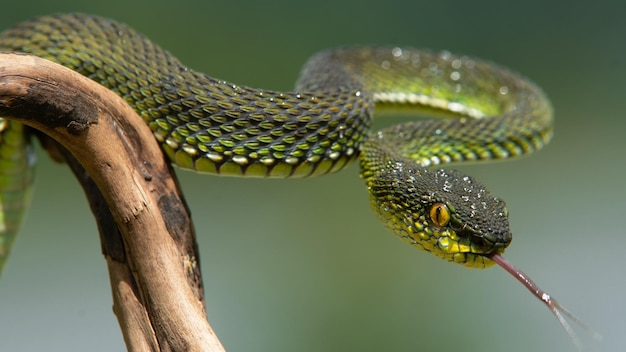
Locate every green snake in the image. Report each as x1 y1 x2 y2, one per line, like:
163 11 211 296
0 13 553 272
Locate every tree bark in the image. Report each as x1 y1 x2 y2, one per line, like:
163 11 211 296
0 52 225 352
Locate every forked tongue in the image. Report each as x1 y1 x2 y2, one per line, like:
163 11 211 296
489 253 602 351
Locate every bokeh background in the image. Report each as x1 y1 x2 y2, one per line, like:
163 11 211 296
0 1 623 351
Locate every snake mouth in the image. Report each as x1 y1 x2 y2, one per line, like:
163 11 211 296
448 216 512 256
437 233 505 256
469 235 509 256
433 225 511 268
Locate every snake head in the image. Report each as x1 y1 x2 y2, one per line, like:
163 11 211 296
365 161 512 268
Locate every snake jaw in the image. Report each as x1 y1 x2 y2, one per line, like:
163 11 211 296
449 217 511 254
432 226 509 268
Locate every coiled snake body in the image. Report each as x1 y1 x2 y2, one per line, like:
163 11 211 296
0 13 553 271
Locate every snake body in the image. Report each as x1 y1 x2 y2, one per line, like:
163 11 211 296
0 13 552 271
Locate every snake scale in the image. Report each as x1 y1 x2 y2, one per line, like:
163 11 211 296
0 13 554 271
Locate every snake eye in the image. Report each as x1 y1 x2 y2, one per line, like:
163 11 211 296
429 203 450 227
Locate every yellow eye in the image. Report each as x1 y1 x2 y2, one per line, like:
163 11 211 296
429 203 450 227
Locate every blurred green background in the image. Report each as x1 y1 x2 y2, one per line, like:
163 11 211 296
0 1 623 351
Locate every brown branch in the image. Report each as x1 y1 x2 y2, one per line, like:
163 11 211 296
0 53 225 352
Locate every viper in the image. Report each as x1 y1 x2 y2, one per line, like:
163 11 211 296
0 13 596 348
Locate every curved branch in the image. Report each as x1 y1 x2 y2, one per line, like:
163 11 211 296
0 53 225 352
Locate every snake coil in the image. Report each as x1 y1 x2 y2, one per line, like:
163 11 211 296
0 13 552 270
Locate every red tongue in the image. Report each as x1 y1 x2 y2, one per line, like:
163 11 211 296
489 253 547 301
488 253 601 351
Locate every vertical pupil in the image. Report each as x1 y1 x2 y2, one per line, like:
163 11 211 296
430 203 449 226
